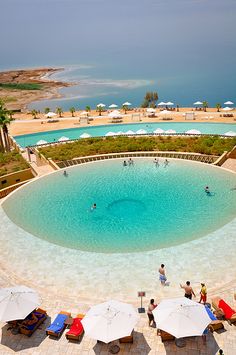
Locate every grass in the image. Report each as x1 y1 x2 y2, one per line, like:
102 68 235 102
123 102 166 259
0 83 43 90
0 150 30 177
39 136 236 162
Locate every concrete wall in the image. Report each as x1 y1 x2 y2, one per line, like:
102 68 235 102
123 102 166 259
0 168 34 190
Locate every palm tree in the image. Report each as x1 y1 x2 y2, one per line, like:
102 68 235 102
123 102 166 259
69 107 75 117
97 106 103 116
0 101 12 152
122 105 128 114
31 109 38 119
215 103 221 112
56 107 63 117
44 107 50 114
202 101 208 112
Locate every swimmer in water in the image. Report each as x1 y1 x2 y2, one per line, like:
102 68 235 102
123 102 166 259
91 203 96 211
205 186 210 194
63 170 68 177
164 159 169 167
154 158 159 167
128 158 134 166
123 160 127 166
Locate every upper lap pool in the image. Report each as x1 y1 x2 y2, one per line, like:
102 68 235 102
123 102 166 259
2 158 236 253
14 122 236 148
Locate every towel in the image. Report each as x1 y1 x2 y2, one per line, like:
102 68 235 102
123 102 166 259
46 314 67 334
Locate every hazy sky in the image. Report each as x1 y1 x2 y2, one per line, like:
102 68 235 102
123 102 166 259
1 0 236 104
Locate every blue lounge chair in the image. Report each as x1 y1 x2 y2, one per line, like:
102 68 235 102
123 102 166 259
205 306 224 332
46 311 71 337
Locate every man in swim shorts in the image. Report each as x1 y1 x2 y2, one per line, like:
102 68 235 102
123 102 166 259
159 264 167 285
180 281 196 299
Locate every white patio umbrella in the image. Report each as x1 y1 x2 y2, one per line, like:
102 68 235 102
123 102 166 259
185 129 201 135
153 128 165 134
224 101 234 105
193 101 203 105
81 300 139 343
136 129 147 135
97 103 106 108
165 129 176 134
108 110 122 119
105 131 116 137
58 136 69 142
146 108 156 113
222 107 233 111
224 131 236 136
36 139 48 145
152 297 211 339
109 104 118 108
116 131 125 135
160 109 169 114
0 286 40 322
166 101 174 106
80 111 88 116
158 102 166 106
80 133 91 138
124 130 135 135
45 112 57 118
122 102 132 106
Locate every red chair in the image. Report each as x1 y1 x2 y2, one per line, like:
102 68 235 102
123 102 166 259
65 314 84 341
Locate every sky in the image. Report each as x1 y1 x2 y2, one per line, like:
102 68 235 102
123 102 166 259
1 0 236 106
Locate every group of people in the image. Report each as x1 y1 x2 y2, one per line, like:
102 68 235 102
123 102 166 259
123 158 134 166
153 158 169 167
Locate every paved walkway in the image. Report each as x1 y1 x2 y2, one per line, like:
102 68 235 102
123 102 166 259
222 158 236 173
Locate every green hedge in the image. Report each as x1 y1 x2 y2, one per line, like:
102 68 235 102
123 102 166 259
39 136 236 162
0 83 43 90
0 150 29 177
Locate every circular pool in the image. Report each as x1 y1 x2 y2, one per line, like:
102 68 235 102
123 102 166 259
2 159 236 253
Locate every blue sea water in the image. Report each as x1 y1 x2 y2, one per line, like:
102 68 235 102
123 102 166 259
1 0 236 109
3 159 236 253
14 122 236 148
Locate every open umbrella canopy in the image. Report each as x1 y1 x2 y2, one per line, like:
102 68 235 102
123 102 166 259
224 101 234 105
80 133 91 138
185 129 201 135
115 131 125 135
146 108 156 113
224 131 236 136
193 101 203 105
160 110 169 114
81 300 138 343
0 286 40 322
80 111 88 116
122 102 132 106
109 104 118 108
222 107 233 111
136 129 147 135
166 101 174 106
152 297 211 338
97 103 106 108
105 131 116 137
36 139 48 145
153 128 165 134
124 130 135 135
108 110 122 118
165 129 176 134
158 102 166 106
58 136 69 142
45 112 57 118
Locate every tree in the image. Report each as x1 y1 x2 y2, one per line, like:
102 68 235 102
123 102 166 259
202 101 208 112
122 105 128 114
141 99 149 108
56 107 63 117
97 106 103 116
69 107 75 117
144 91 159 107
44 107 50 114
215 103 221 112
0 101 13 152
31 109 38 119
85 105 91 112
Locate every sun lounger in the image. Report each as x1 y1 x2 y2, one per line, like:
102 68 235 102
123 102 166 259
19 308 47 336
157 329 175 342
119 330 134 343
205 306 224 332
65 314 84 341
212 297 236 323
46 311 71 337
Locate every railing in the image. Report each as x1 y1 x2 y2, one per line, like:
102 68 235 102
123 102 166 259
55 151 218 169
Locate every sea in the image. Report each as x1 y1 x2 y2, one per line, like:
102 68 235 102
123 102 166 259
1 0 236 110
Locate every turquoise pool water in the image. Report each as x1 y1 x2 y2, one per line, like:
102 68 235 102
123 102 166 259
14 122 236 148
3 159 236 253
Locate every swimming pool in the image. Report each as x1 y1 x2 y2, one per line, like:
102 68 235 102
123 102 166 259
14 122 236 148
3 158 236 253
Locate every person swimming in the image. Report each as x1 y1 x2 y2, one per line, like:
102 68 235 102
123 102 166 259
164 159 169 167
204 186 210 194
123 160 127 166
154 158 159 166
91 203 96 211
128 158 134 166
63 170 68 177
